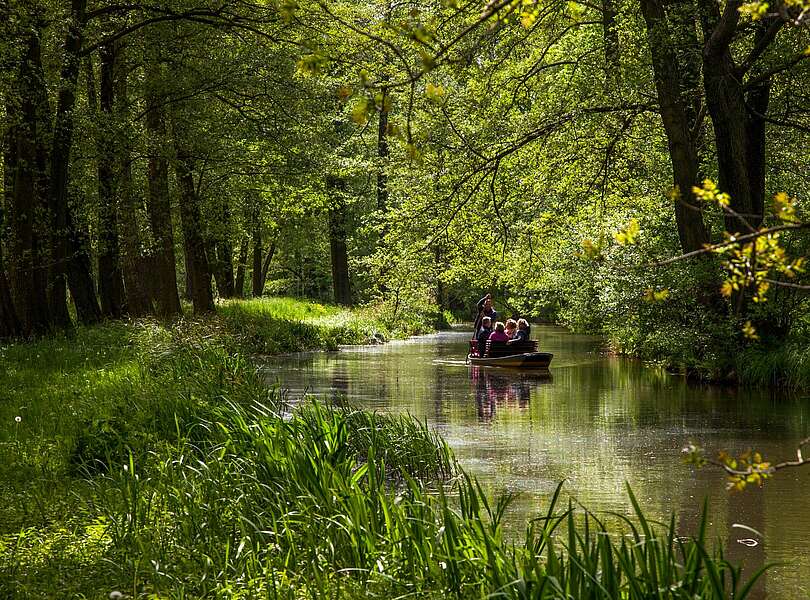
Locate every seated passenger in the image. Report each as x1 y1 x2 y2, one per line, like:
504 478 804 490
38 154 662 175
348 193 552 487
505 318 517 340
508 319 530 344
488 321 510 343
476 316 493 356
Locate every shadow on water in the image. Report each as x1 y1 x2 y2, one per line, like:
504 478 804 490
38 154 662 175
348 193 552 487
262 325 810 600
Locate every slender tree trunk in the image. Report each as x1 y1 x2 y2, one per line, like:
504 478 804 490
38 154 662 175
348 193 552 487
93 45 125 318
639 0 709 253
144 70 182 317
260 239 276 287
50 0 101 326
377 86 389 213
184 251 194 300
119 159 153 317
234 236 248 298
210 204 235 298
174 141 214 314
326 175 351 306
0 258 20 338
251 219 263 297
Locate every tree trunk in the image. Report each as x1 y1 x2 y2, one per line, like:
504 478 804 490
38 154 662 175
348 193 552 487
0 184 22 338
119 162 153 317
251 220 263 297
326 175 351 306
377 86 389 213
144 70 182 317
94 45 125 318
700 8 767 233
702 58 763 233
113 45 152 317
0 260 20 338
50 0 101 326
601 0 620 79
184 250 194 301
6 33 55 336
639 0 709 253
234 236 248 297
210 204 235 298
260 239 277 287
174 143 214 314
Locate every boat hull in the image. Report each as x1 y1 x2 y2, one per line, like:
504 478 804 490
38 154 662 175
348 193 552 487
468 352 553 369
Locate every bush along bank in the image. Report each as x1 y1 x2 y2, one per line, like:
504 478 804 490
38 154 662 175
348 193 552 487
1 319 765 598
607 315 810 390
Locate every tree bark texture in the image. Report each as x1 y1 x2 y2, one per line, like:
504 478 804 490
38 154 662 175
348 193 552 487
601 0 620 79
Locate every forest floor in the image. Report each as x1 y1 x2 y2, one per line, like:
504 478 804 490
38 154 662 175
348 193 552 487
0 298 758 598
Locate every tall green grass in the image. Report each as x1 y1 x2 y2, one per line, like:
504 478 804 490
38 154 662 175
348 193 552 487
218 298 377 353
217 296 440 354
4 396 766 598
1 316 765 598
735 341 810 389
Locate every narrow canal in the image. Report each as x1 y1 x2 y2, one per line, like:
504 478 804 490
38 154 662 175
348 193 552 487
263 325 810 599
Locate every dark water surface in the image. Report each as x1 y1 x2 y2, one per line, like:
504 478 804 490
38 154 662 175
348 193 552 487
262 326 810 599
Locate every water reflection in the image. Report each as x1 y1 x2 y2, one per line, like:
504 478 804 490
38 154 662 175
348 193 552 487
470 367 548 421
262 326 810 600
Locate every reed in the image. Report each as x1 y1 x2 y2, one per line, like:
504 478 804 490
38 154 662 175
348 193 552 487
735 341 810 389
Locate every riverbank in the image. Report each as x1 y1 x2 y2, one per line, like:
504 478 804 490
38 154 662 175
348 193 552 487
1 305 761 598
606 321 810 390
217 296 441 353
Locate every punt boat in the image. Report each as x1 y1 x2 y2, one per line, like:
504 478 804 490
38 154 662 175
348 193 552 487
467 340 553 369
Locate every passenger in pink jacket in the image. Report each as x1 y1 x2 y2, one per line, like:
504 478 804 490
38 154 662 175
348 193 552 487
488 321 510 343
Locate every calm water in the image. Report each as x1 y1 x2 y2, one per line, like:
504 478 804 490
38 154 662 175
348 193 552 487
262 326 810 599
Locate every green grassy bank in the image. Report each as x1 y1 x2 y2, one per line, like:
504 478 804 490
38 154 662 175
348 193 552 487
216 296 441 354
1 301 763 598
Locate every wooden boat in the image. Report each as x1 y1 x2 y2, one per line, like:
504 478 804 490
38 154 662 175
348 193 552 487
467 340 553 369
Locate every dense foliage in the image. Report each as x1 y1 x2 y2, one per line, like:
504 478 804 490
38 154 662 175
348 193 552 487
1 0 808 382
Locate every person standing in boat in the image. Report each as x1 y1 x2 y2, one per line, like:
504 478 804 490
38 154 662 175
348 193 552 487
473 293 497 337
475 316 493 357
